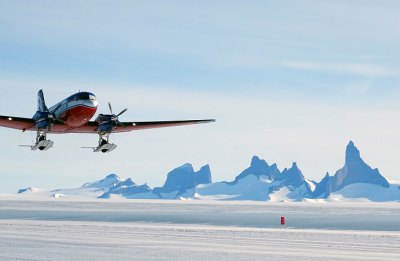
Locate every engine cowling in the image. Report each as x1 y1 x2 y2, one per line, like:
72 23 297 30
33 111 52 130
95 103 127 134
95 114 119 133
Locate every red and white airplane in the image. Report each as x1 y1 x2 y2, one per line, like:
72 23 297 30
0 90 215 152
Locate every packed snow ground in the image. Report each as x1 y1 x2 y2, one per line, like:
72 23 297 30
0 197 399 260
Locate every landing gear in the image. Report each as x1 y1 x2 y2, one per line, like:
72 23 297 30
32 131 54 151
100 138 108 146
92 132 117 153
80 132 117 153
21 130 54 151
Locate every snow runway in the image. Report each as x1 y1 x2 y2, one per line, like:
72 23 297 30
0 199 399 260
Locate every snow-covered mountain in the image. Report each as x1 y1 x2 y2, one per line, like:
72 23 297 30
99 178 158 199
18 141 400 202
153 164 212 199
195 161 312 201
81 174 120 190
313 141 393 200
230 156 280 183
312 173 331 198
18 174 158 199
47 174 124 198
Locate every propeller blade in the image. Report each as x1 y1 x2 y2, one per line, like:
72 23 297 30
54 119 65 124
117 108 127 117
108 102 113 114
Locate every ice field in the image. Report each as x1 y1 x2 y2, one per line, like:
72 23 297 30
0 197 399 260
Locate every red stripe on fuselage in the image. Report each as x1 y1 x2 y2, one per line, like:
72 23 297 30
59 105 97 127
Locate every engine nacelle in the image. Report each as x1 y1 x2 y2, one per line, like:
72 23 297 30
33 111 52 130
95 114 119 133
95 114 118 123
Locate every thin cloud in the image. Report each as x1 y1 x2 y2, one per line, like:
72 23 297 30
280 60 399 77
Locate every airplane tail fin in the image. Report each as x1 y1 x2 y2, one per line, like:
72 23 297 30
37 89 48 112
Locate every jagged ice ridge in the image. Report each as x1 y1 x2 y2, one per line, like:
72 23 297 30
19 141 400 202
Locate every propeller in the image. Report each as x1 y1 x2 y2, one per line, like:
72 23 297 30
46 103 65 125
97 102 128 130
34 90 65 131
53 118 65 124
108 102 127 117
108 102 113 114
34 111 64 130
117 108 127 117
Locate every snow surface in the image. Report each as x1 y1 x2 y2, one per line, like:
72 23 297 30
0 197 399 260
330 183 400 202
196 175 272 201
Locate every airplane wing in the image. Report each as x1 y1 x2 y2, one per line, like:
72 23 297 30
53 119 216 133
0 116 215 134
0 115 81 133
111 119 216 133
0 115 36 131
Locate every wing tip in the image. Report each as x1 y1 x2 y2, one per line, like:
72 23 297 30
202 119 216 123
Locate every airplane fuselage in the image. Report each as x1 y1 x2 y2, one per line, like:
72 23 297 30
48 92 98 127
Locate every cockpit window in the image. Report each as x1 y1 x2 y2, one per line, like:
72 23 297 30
67 92 96 101
77 93 90 100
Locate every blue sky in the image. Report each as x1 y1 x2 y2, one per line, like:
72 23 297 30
1 1 400 192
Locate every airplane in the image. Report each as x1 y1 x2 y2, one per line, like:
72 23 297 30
0 90 215 153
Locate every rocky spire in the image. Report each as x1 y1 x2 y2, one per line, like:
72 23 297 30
346 141 361 163
325 141 389 195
